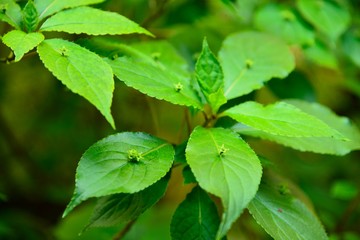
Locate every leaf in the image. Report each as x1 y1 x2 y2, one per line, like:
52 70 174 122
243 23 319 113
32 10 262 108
195 38 226 112
303 39 338 69
40 6 152 36
63 132 174 217
0 0 22 28
37 38 115 128
186 127 262 239
34 0 105 20
218 31 294 99
2 30 44 61
232 100 360 155
22 0 39 32
182 165 197 184
254 4 315 45
342 30 360 67
170 186 221 240
248 179 328 240
107 44 203 109
224 101 344 138
297 0 350 40
85 173 170 230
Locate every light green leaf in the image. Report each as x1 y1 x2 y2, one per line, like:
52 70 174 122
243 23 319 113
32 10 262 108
248 180 328 240
35 0 105 20
2 30 44 61
186 127 262 239
37 38 115 128
224 101 344 138
232 100 360 155
85 173 170 230
171 186 220 240
107 44 202 109
40 6 152 36
195 38 226 112
0 0 22 28
297 0 350 40
22 0 39 32
63 132 174 217
254 4 315 45
303 40 338 69
219 31 294 99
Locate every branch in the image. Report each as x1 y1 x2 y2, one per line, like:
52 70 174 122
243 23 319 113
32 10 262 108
113 219 137 240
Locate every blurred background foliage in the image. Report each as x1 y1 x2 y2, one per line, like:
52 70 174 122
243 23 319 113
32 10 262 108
0 0 359 239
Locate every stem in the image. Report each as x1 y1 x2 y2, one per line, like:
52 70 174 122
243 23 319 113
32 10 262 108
113 219 137 240
142 0 169 28
146 96 159 135
335 191 360 233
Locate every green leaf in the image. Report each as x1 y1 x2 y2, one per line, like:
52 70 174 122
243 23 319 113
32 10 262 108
37 38 115 128
224 101 344 138
107 44 203 109
34 0 105 20
182 165 197 184
297 0 350 40
303 39 338 69
254 4 315 45
0 0 22 28
2 30 44 61
22 0 39 32
232 100 360 155
195 38 226 112
40 6 152 36
331 180 358 200
342 30 360 67
218 31 294 99
63 132 174 217
186 127 262 239
85 173 170 230
248 179 328 240
171 186 221 240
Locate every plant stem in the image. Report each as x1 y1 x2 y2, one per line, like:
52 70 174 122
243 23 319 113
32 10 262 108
335 191 360 233
113 219 137 240
142 0 169 28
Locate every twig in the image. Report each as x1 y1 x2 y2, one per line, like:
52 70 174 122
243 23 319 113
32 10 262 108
335 191 360 233
113 219 137 240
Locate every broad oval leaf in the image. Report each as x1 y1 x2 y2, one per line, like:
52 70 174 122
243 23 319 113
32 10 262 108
248 180 327 240
0 0 22 28
219 31 295 99
2 30 44 61
171 186 220 240
231 100 360 155
63 132 174 217
297 0 350 40
224 101 344 138
254 4 314 45
40 6 152 36
186 127 262 239
107 43 203 109
37 38 115 128
85 173 170 230
35 0 105 20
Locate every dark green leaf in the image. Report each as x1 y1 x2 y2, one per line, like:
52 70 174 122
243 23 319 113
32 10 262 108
342 30 360 67
182 165 197 184
0 0 22 28
186 127 262 238
63 132 174 217
170 186 220 240
22 0 39 32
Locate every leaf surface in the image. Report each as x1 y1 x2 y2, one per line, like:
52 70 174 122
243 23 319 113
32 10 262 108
218 31 294 99
186 127 262 239
85 174 170 229
37 38 115 127
63 132 174 217
224 101 344 138
40 6 152 36
2 30 44 61
0 0 22 28
171 186 220 240
34 0 105 20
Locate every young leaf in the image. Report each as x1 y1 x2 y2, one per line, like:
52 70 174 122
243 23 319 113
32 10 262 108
63 132 174 217
248 179 328 240
186 127 262 239
0 0 22 29
218 31 294 99
2 30 44 61
224 101 344 138
231 100 360 155
254 4 315 45
22 0 39 32
85 173 170 230
37 38 115 128
297 0 350 40
195 38 226 112
107 46 203 109
34 0 105 20
40 6 153 36
170 186 220 240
